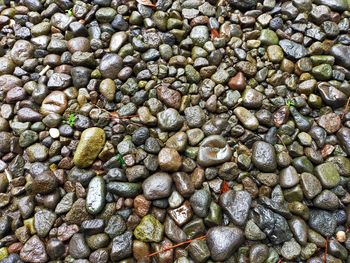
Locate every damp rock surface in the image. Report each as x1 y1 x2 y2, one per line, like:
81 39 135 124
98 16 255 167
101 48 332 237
1 0 350 262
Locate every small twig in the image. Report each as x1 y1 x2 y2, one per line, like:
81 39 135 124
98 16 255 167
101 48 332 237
276 134 287 151
39 65 50 76
277 258 283 263
147 235 206 258
340 97 350 120
4 169 12 182
324 237 328 263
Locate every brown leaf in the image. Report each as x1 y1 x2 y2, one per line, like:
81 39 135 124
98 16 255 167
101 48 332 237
136 0 156 8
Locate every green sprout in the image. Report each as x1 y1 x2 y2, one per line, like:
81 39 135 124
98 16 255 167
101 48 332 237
286 99 295 108
116 154 126 167
66 8 74 17
65 113 77 127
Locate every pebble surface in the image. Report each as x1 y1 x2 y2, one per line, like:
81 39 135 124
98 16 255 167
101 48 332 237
1 0 350 262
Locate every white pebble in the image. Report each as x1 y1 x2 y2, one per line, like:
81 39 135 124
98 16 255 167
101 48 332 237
336 231 346 243
49 128 60 139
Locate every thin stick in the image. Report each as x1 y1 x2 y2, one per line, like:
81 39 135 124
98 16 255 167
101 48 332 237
39 65 50 76
147 235 206 258
276 134 287 151
324 237 328 263
340 96 350 119
4 169 12 182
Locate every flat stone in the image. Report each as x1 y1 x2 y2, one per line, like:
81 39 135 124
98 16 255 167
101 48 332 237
234 106 259 130
197 135 232 167
252 141 277 172
207 226 244 261
142 172 172 200
73 127 106 168
314 162 340 189
86 176 106 215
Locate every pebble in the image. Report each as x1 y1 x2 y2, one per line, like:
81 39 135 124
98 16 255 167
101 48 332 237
1 0 350 261
219 190 251 226
158 147 182 172
73 127 106 168
134 215 164 242
252 141 277 172
86 176 106 215
207 226 244 261
142 172 172 200
197 135 232 167
20 235 48 263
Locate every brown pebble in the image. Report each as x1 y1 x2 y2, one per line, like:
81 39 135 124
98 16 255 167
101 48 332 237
228 72 246 91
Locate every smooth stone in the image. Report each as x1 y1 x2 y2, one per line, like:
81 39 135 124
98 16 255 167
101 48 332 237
249 244 269 263
10 40 34 65
289 217 308 245
107 182 142 198
165 132 187 152
197 135 232 167
219 190 251 226
252 141 277 172
206 226 244 261
330 44 350 69
314 162 340 189
300 173 322 199
85 233 109 250
157 85 182 110
99 53 123 79
99 79 116 102
234 106 259 130
134 215 164 242
267 45 284 63
279 166 299 188
318 83 347 108
188 239 210 263
158 147 182 172
73 127 106 168
110 32 128 52
46 238 65 260
142 172 172 200
228 72 246 91
190 189 211 218
337 127 350 155
86 176 106 215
